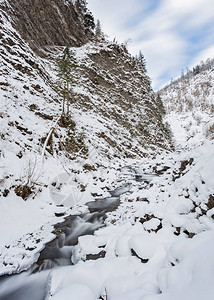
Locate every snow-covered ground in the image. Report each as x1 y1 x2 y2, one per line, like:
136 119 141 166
1 138 214 298
43 140 214 300
0 4 214 299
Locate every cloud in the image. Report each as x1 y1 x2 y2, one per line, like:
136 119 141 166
87 0 214 90
167 0 214 28
87 0 143 39
191 45 214 67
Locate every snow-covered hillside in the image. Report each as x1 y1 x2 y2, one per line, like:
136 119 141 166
159 58 214 148
0 0 171 276
0 0 214 299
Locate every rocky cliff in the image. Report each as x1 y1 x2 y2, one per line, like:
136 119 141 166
0 0 173 164
1 0 94 51
72 42 173 158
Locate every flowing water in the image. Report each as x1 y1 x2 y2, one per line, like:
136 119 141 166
0 169 158 300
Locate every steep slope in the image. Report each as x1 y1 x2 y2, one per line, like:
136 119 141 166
159 58 214 147
2 0 94 50
0 0 172 275
0 0 172 161
73 42 173 159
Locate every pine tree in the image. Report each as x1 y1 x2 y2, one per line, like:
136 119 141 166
76 0 95 29
84 12 95 29
193 65 200 76
138 51 147 73
156 93 166 115
57 46 77 119
95 19 103 40
76 0 87 13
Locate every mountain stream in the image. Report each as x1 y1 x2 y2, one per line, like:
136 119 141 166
0 168 157 300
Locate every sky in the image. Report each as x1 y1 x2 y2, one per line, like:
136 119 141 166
87 0 214 90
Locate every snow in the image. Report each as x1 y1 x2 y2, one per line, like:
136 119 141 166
43 140 214 299
149 231 214 300
0 186 66 275
0 31 125 273
50 284 94 300
47 229 214 299
46 257 144 299
0 192 53 247
143 218 161 231
129 232 158 259
0 3 214 299
160 60 214 148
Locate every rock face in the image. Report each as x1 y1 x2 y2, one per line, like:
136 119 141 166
3 0 93 50
73 43 173 157
0 0 173 165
